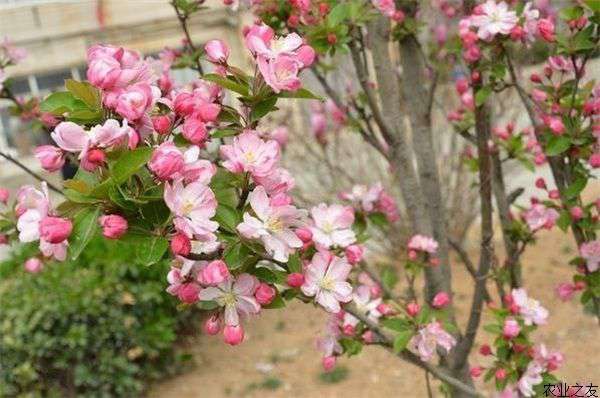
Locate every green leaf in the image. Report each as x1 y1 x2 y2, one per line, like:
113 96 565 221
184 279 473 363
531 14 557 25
223 241 254 270
287 253 302 273
214 204 241 233
111 147 153 185
475 86 492 107
559 6 584 20
393 330 413 353
278 88 323 100
545 135 571 156
381 266 398 292
556 210 571 232
65 79 101 109
367 212 388 227
585 0 600 12
381 317 411 332
135 236 169 266
250 97 278 121
339 338 362 356
39 91 82 115
262 295 286 309
327 3 350 26
202 74 249 96
483 323 502 334
69 207 101 260
211 128 239 138
564 177 586 199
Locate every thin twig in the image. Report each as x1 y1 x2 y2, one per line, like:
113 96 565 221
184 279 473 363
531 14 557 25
0 151 64 195
171 1 204 75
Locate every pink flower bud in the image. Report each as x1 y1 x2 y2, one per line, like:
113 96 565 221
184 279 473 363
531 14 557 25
196 103 221 123
295 227 313 243
99 214 128 239
342 324 355 336
34 145 65 172
287 272 305 288
199 260 230 285
538 18 556 42
205 39 230 63
223 324 244 345
495 368 507 380
182 117 208 145
171 233 191 256
548 189 560 199
455 77 469 95
406 301 420 317
502 318 520 339
479 344 492 356
531 88 547 102
535 178 546 190
392 10 405 23
589 153 600 168
203 314 221 335
344 244 364 265
152 115 172 135
376 303 394 316
24 257 43 273
574 281 586 290
470 366 483 378
0 234 7 245
83 148 107 171
0 188 9 204
570 206 584 221
178 283 200 304
39 216 72 244
510 25 524 41
174 92 196 117
555 282 576 302
255 282 276 305
148 142 184 181
362 330 374 343
322 355 337 372
432 291 451 309
530 73 542 84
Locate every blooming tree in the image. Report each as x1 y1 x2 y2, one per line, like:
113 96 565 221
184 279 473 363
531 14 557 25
1 0 600 397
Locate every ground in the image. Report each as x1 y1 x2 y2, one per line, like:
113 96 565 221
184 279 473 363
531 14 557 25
149 227 599 398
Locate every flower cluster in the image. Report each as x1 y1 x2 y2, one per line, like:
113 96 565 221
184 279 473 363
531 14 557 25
339 183 400 223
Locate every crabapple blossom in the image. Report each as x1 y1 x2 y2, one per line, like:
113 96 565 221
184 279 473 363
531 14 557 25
517 362 543 397
469 0 518 41
24 258 43 273
198 273 260 328
523 203 559 231
308 204 356 249
343 285 382 328
286 272 304 288
237 186 305 262
344 244 364 265
580 240 600 272
170 233 191 256
407 234 439 254
164 179 218 238
301 251 352 313
409 321 456 362
0 188 8 204
432 291 451 309
204 39 230 63
203 314 221 335
511 288 548 326
197 260 230 285
34 145 65 172
502 318 520 339
223 324 245 345
149 142 185 181
254 282 276 305
39 216 72 244
220 131 280 177
99 214 128 239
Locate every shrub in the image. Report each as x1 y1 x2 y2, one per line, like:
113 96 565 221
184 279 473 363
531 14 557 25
0 237 193 397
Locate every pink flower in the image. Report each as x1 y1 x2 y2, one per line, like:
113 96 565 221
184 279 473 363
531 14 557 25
345 244 364 265
199 273 260 326
223 324 245 345
149 142 185 181
407 234 438 254
220 131 280 177
432 291 451 309
205 39 230 63
1 37 27 64
545 116 565 135
511 288 548 325
580 240 600 272
371 0 396 17
39 239 68 261
407 301 420 317
237 186 305 262
339 184 382 213
164 179 218 238
308 204 356 249
470 0 518 41
182 115 208 145
523 203 559 231
287 272 305 288
24 258 43 273
537 18 555 42
555 282 576 301
166 259 203 303
88 119 131 148
258 55 302 93
34 145 65 172
344 285 382 328
253 167 295 196
301 251 353 313
0 188 9 204
39 216 72 244
51 122 88 153
409 321 456 362
255 282 276 305
246 26 302 60
170 233 191 256
115 83 155 121
99 214 128 239
517 362 543 397
16 184 50 243
198 260 230 285
534 344 563 371
261 126 289 148
503 318 521 339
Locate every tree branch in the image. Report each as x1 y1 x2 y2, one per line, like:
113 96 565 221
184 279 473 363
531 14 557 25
0 151 64 195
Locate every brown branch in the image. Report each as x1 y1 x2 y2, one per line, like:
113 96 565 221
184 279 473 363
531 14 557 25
0 151 64 195
171 1 204 75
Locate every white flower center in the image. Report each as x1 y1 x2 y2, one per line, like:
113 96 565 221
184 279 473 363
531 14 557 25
244 151 256 164
319 276 335 291
265 216 283 233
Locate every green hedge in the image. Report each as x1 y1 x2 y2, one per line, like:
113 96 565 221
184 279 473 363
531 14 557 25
0 237 193 397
